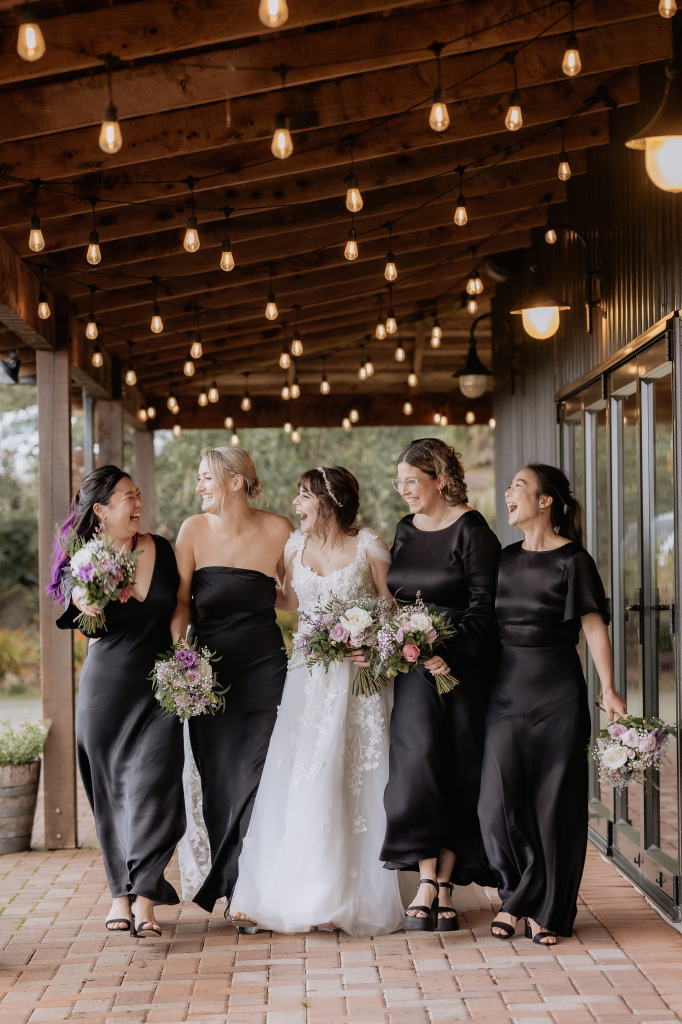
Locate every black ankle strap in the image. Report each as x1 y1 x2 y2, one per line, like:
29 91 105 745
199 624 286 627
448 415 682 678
417 877 438 889
438 881 454 893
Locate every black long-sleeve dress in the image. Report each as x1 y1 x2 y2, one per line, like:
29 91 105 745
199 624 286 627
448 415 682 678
188 567 287 913
478 541 607 936
57 535 185 904
381 510 500 884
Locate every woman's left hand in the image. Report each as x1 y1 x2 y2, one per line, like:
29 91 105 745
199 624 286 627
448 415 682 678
423 655 451 676
348 649 369 667
601 689 627 723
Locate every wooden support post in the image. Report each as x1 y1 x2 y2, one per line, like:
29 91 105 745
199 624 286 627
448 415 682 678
37 347 77 850
134 429 156 533
82 389 95 476
97 399 124 468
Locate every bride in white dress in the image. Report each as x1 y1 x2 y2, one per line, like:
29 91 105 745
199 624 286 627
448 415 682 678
224 465 404 936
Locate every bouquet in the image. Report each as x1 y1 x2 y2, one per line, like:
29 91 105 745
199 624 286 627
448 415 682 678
151 638 225 722
377 592 459 695
591 700 677 789
293 595 392 697
61 525 141 635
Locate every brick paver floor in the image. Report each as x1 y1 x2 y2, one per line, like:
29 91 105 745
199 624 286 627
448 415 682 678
2 795 682 1024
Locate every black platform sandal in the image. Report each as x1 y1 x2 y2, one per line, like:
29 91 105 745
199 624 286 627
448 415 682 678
436 882 459 932
404 878 438 932
525 918 556 945
490 917 516 939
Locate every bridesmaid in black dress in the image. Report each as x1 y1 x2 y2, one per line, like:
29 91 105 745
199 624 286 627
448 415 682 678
51 466 185 938
379 438 500 931
480 464 626 944
171 446 293 919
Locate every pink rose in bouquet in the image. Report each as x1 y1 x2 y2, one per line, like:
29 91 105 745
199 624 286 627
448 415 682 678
403 643 420 663
118 586 134 603
330 623 349 643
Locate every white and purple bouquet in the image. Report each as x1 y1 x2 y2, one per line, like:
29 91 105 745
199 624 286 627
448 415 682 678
61 524 141 635
151 639 225 722
377 592 459 695
293 595 392 697
592 704 677 789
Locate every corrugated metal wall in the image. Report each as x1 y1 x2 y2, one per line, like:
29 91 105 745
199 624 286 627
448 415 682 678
492 61 682 546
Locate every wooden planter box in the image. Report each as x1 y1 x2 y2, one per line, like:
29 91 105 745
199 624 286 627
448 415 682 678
0 762 41 854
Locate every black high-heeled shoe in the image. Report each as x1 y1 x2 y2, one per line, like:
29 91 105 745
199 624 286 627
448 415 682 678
224 905 259 934
490 917 516 939
404 878 438 932
436 882 459 932
524 918 556 945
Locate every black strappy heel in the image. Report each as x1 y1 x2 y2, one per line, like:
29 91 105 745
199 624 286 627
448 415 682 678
436 882 459 932
490 917 516 939
105 895 132 933
224 905 259 934
404 878 438 932
525 918 556 945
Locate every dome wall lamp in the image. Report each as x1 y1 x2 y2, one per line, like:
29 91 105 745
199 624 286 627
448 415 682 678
510 262 570 340
455 330 493 400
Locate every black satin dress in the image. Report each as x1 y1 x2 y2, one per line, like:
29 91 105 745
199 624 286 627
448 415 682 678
57 535 185 904
479 542 607 936
381 511 500 884
188 567 287 912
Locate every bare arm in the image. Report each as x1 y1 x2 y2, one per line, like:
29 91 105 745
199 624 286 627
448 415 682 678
170 520 196 644
582 612 626 722
275 559 299 612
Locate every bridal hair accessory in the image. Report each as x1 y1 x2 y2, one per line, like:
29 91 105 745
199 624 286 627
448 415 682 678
317 466 343 507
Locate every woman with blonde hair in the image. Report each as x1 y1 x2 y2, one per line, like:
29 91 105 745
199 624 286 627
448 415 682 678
171 446 293 914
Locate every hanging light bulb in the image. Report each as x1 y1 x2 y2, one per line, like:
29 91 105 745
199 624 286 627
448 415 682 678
358 356 366 380
342 417 351 432
167 393 177 412
466 271 484 296
183 354 195 377
344 227 358 260
467 298 478 315
28 215 44 252
403 401 413 415
99 59 123 155
407 370 418 387
558 149 571 181
231 432 240 446
92 344 103 368
454 195 468 226
364 354 374 377
259 0 288 28
271 112 293 159
265 291 278 320
208 381 219 403
510 262 570 340
190 332 203 359
386 309 397 334
173 420 182 437
86 315 98 341
224 416 234 429
441 414 448 426
125 367 137 386
291 428 301 443
150 303 163 333
37 290 50 320
457 335 492 399
375 316 386 341
394 343 405 362
291 330 303 357
660 0 677 14
183 214 200 253
345 173 363 213
488 417 496 429
138 407 148 423
545 226 557 244
465 411 476 425
147 405 156 420
429 87 449 132
385 251 397 281
505 91 523 131
279 344 291 369
349 408 359 423
284 421 292 433
17 18 45 61
198 391 208 407
434 412 441 425
281 383 290 400
290 377 300 399
221 238 235 271
320 373 330 395
87 230 101 266
431 319 442 347
562 33 582 77
241 390 252 411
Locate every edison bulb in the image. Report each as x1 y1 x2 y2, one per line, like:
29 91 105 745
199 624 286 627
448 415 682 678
342 417 351 432
87 242 101 265
644 136 682 192
407 371 418 387
284 421 292 433
521 305 561 339
346 186 363 213
167 396 177 411
344 231 358 260
375 320 386 340
386 313 397 334
659 0 677 14
208 383 219 403
385 257 397 281
86 318 98 341
431 322 442 346
454 198 467 226
17 22 45 61
92 345 103 368
467 298 478 315
358 364 366 380
190 337 202 359
28 219 44 252
320 376 330 395
224 416 234 429
147 405 156 420
99 118 122 155
259 0 288 28
434 413 441 425
279 348 291 369
291 429 301 443
198 391 208 406
488 417 496 429
138 407 148 422
466 274 483 296
183 217 200 253
271 125 293 159
403 401 413 415
125 367 137 386
290 380 300 399
291 331 303 356
430 333 441 349
219 247 235 273
151 305 163 333
505 103 523 131
349 408 359 423
465 411 476 425
230 432 240 446
183 358 195 377
281 384 290 400
265 294 278 320
429 95 450 132
545 227 557 244
173 422 182 437
558 157 571 181
395 344 405 362
562 45 581 77
38 295 50 320
241 393 251 411
364 359 374 377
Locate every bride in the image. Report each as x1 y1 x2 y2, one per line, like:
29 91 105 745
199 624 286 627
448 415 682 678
225 465 405 936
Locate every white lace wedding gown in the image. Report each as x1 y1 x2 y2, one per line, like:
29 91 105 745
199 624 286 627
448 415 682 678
223 528 404 936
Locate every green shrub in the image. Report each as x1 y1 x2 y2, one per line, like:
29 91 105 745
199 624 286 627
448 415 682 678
0 628 38 680
0 719 50 764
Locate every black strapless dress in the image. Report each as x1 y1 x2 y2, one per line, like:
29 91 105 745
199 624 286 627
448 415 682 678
57 535 185 904
478 542 607 936
188 567 287 912
381 511 500 885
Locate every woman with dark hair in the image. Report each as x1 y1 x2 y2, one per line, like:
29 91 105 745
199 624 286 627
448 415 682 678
380 438 500 932
51 465 184 938
480 464 626 945
226 466 404 936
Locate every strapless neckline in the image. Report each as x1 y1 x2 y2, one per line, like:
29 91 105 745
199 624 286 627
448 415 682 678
194 566 275 581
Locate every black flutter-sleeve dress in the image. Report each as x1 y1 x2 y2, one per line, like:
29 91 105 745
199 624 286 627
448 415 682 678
478 541 608 936
57 535 185 905
381 510 501 884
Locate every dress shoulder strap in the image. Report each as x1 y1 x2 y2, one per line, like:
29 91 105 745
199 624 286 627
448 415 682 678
357 528 391 565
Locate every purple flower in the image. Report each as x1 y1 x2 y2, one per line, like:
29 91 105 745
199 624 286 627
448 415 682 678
319 614 333 626
608 723 627 740
330 623 350 643
77 563 94 582
175 648 199 669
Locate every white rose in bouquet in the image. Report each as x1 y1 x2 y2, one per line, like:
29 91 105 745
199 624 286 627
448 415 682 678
70 545 96 572
340 606 373 634
602 745 629 769
408 612 433 633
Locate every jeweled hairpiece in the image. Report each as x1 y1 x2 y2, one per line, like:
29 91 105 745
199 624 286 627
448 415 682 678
317 466 343 507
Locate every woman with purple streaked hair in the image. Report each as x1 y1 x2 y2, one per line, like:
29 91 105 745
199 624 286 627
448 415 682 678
50 465 185 939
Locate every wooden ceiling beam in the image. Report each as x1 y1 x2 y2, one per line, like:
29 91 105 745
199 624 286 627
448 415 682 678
0 235 55 350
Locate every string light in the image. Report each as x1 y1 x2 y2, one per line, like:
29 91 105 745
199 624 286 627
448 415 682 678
342 417 351 432
167 388 178 412
183 351 195 377
284 421 292 433
86 198 101 265
86 286 98 340
28 182 44 251
258 0 288 28
345 172 363 213
281 382 290 400
147 405 156 420
221 237 235 271
231 432 240 446
349 408 359 423
291 428 301 443
125 341 137 386
99 54 123 155
407 370 418 387
92 344 103 368
37 267 50 320
138 407 148 423
344 226 359 260
558 149 571 180
358 353 366 380
562 33 581 76
173 420 182 437
150 277 163 333
364 349 374 377
394 342 406 362
16 9 45 61
384 221 397 280
271 112 293 159
403 401 413 415
224 416 234 429
386 308 397 334
427 42 450 132
466 250 484 295
453 166 467 225
190 315 203 359
660 0 677 14
208 381 219 403
183 177 200 252
488 417 496 429
431 317 442 347
434 413 441 424
291 305 303 356
265 265 278 319
198 391 208 406
467 298 478 314
320 357 331 395
279 343 291 369
465 411 476 424
504 54 523 131
241 373 252 410
290 371 300 398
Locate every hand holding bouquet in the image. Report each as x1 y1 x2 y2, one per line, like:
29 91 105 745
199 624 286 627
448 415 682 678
377 592 459 695
61 524 141 635
294 595 392 697
151 638 225 722
592 699 677 789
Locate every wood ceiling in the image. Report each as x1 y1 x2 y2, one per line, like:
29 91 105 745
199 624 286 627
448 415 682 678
0 0 668 428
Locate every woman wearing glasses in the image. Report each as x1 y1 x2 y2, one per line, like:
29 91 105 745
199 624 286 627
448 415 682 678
380 438 500 931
